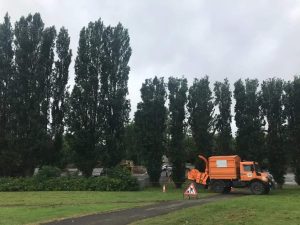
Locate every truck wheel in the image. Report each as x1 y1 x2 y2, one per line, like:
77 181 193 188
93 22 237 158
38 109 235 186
250 181 265 195
223 186 231 194
264 185 270 194
211 180 225 193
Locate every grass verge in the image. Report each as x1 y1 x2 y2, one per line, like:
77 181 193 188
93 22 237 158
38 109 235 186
131 185 300 225
0 183 213 225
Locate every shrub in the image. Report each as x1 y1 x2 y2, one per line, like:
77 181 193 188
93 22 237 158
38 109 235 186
106 166 139 191
36 166 61 180
0 175 139 192
106 166 131 178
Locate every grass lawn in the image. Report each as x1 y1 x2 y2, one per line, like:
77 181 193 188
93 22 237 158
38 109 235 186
131 185 300 225
0 183 213 225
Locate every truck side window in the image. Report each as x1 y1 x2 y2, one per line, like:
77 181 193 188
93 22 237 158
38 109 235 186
243 165 252 171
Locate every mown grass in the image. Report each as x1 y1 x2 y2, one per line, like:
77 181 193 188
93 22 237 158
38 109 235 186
0 183 213 225
131 185 300 225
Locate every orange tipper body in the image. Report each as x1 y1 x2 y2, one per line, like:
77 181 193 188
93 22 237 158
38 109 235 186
187 154 275 195
209 155 241 180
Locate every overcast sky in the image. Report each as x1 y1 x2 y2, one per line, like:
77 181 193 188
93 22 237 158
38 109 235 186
1 0 300 126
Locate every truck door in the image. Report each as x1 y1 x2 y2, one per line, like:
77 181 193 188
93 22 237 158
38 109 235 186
240 163 254 181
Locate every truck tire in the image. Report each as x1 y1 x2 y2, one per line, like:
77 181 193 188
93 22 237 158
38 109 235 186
250 181 265 195
264 184 270 194
223 186 231 194
211 180 225 193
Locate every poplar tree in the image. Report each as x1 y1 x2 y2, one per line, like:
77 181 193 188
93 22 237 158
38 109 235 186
135 77 167 186
214 78 232 155
51 27 72 165
101 23 131 167
0 13 14 176
261 78 286 187
68 20 131 174
187 76 214 158
234 79 265 163
13 13 56 175
68 22 103 176
123 123 140 164
284 77 300 185
168 77 188 188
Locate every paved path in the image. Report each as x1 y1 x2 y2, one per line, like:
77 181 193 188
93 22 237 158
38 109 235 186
43 193 242 225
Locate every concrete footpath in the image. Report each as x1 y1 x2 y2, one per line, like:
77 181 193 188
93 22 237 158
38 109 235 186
43 194 242 225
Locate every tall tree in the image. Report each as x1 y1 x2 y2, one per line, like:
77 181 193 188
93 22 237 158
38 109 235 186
123 122 140 164
214 78 232 155
68 20 131 174
0 13 14 176
284 77 300 185
135 77 167 186
68 22 103 176
50 27 72 165
101 23 131 167
261 78 286 187
187 76 214 158
13 13 56 175
234 79 265 163
168 77 188 188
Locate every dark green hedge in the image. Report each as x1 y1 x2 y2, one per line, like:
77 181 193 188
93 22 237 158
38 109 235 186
0 176 139 192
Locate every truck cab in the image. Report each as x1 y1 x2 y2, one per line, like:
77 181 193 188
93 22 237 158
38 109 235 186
240 161 257 181
240 161 274 192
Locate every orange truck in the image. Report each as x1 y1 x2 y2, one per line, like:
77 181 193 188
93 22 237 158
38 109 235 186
187 155 275 195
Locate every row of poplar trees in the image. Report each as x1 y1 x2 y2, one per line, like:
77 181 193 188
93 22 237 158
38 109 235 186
1 13 300 188
0 13 131 177
133 76 300 188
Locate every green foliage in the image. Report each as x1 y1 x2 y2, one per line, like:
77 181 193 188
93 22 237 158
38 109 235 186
50 27 72 165
0 13 15 176
184 135 198 163
68 19 131 175
261 78 286 186
56 134 76 168
123 123 140 164
234 79 265 163
135 77 167 185
284 77 300 185
106 166 131 179
0 13 73 176
214 78 233 155
11 13 57 175
106 166 139 190
68 23 102 176
0 175 139 192
168 77 188 188
187 76 214 157
35 166 61 180
101 23 132 167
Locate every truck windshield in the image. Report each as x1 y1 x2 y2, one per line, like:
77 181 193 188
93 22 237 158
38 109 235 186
243 165 252 171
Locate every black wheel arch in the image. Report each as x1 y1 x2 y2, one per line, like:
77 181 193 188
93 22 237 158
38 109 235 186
250 178 268 186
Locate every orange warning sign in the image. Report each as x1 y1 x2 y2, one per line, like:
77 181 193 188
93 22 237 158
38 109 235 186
184 183 198 199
